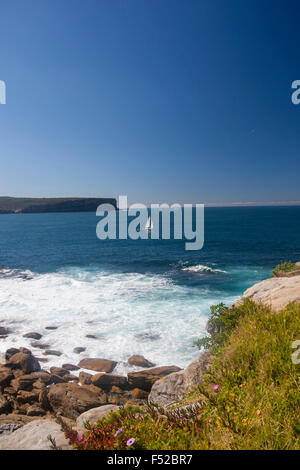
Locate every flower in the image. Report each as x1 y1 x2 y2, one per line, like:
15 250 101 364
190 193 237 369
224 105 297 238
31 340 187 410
126 438 135 446
114 428 123 437
77 434 84 441
212 384 219 391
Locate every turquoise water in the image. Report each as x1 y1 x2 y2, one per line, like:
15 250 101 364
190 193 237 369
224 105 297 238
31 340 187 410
0 206 299 372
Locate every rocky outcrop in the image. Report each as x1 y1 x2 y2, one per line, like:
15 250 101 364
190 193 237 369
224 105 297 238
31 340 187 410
128 366 182 392
148 352 211 406
0 419 71 450
46 382 107 420
77 358 117 373
76 405 120 432
235 271 300 312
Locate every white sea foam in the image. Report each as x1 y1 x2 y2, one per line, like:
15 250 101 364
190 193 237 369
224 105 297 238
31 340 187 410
0 267 236 374
181 264 227 274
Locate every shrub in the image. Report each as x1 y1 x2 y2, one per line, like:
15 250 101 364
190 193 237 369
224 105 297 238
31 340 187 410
272 261 297 277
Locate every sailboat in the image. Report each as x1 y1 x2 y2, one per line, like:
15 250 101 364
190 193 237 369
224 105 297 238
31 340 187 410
145 215 153 232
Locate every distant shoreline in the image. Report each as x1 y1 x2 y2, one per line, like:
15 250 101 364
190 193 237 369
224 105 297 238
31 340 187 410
0 196 299 214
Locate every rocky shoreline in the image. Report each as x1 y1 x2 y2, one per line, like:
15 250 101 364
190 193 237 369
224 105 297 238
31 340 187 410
0 346 181 447
1 267 299 449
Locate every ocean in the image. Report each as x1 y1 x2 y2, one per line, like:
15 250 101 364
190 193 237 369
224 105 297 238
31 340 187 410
0 206 299 374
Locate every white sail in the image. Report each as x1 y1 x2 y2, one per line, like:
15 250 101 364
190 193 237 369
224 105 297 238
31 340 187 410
145 216 153 231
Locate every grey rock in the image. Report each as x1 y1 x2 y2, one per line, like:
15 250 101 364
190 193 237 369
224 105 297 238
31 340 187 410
76 405 119 432
23 332 42 340
0 419 71 450
148 352 211 406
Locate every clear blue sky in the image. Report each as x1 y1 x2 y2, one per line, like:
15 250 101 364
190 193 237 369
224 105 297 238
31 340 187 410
0 0 300 204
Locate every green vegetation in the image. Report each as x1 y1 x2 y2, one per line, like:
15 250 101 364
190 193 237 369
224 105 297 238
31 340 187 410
66 299 300 450
272 261 298 277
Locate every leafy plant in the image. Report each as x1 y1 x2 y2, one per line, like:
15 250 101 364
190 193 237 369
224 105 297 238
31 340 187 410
272 261 297 277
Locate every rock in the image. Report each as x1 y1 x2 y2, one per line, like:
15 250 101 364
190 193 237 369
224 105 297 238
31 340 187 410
132 388 149 399
128 365 182 392
11 372 52 391
0 419 71 450
16 390 40 404
79 371 92 385
62 374 79 383
76 405 120 431
46 382 107 419
23 332 42 340
73 347 86 354
0 368 13 387
50 367 70 377
0 423 22 436
0 327 10 336
50 374 68 384
0 396 11 413
5 348 19 360
0 413 39 427
77 358 117 373
148 352 211 406
3 387 17 397
38 388 50 410
91 373 128 390
5 350 41 374
62 364 80 371
31 342 51 349
26 404 45 416
235 273 300 312
128 355 155 368
43 350 62 357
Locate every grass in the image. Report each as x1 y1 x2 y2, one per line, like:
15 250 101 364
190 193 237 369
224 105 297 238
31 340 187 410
272 261 298 277
66 298 300 450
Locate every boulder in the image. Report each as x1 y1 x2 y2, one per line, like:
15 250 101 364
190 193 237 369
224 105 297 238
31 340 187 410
76 404 119 432
91 373 128 390
5 350 41 374
73 347 86 354
50 367 70 377
0 419 71 450
128 366 182 392
23 332 42 340
148 352 212 406
43 350 62 357
62 364 80 371
31 342 51 350
46 382 107 419
0 327 10 336
128 355 155 368
79 371 92 385
234 273 300 312
77 358 117 373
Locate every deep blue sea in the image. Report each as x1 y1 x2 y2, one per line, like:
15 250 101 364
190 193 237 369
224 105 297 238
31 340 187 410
0 206 299 373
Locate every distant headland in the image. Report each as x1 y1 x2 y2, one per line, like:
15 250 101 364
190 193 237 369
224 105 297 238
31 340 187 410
0 197 118 214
